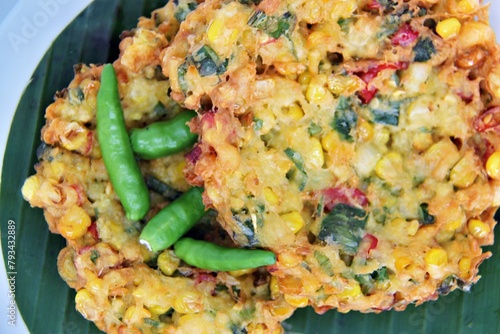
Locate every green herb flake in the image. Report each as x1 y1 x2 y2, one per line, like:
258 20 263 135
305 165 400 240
248 11 296 39
174 1 198 22
284 148 308 191
418 203 435 225
371 99 401 126
355 266 389 295
413 37 436 62
90 249 100 264
318 203 368 255
332 96 358 142
253 118 263 131
337 17 355 34
314 250 334 276
144 318 160 327
308 122 322 136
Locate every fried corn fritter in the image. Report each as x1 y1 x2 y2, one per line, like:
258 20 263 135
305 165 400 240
21 0 500 331
163 0 500 312
22 2 292 333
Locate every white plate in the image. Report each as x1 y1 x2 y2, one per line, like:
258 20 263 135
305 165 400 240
0 1 499 333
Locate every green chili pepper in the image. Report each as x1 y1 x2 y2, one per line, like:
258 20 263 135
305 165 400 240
130 110 198 160
173 237 276 271
139 187 206 252
97 64 150 221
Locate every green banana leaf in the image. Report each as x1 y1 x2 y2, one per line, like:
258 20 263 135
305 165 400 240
1 0 499 333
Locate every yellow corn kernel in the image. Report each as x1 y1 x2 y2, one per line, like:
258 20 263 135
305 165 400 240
321 132 338 153
270 304 294 317
307 30 330 47
425 248 448 267
173 291 203 314
207 18 224 43
278 251 300 268
284 294 309 308
327 75 364 95
75 288 93 309
306 83 328 103
444 219 463 232
264 187 280 206
58 206 92 240
458 256 471 276
395 256 413 271
21 175 40 202
157 250 180 276
148 305 170 315
281 212 305 234
407 220 420 236
298 72 311 85
457 0 477 14
270 276 280 300
450 153 477 188
357 118 374 142
308 137 325 169
436 18 461 39
287 105 304 120
486 151 500 180
123 305 151 325
337 282 362 299
228 268 254 277
412 132 433 151
247 323 266 334
375 151 403 181
373 127 390 146
467 219 491 239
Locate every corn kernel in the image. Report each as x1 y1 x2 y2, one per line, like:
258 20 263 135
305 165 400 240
157 250 180 276
486 151 500 180
306 83 328 103
467 219 491 239
270 276 280 300
228 268 254 277
278 251 300 267
375 151 403 181
407 220 420 236
264 187 280 206
58 206 92 240
307 137 325 169
21 176 40 202
321 132 338 152
270 304 294 317
395 256 413 271
436 18 461 39
148 305 170 315
450 153 477 188
337 282 362 299
75 288 99 320
373 127 391 146
458 256 471 276
327 75 364 95
457 0 477 14
281 212 305 234
207 18 224 43
298 72 311 85
123 306 151 325
287 105 304 120
173 291 203 314
284 294 309 308
424 248 448 267
75 288 93 309
357 117 374 142
247 323 266 334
